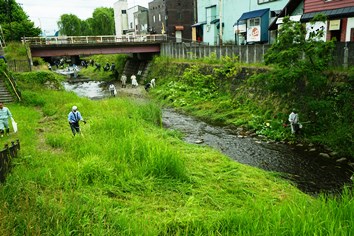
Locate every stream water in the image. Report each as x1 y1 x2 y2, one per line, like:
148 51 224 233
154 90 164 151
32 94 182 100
63 81 354 195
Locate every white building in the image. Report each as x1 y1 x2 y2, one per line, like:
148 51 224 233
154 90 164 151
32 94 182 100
114 0 129 39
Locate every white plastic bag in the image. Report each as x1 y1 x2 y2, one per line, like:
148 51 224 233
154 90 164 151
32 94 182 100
11 117 18 133
114 88 117 95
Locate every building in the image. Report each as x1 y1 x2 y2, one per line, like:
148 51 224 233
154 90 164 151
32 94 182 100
148 0 196 42
127 6 149 35
301 0 354 42
194 0 289 45
114 0 128 39
234 0 289 45
114 1 148 38
268 0 304 42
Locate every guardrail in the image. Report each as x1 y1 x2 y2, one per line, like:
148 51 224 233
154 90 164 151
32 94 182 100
0 140 20 182
22 34 168 46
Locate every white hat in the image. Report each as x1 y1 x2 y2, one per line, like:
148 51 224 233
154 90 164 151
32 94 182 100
72 106 78 111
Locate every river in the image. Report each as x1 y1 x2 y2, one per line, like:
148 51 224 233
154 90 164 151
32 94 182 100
63 81 354 195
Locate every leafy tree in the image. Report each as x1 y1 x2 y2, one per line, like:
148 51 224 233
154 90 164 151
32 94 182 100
260 15 335 98
0 0 41 42
80 19 93 36
57 7 114 36
90 7 115 35
58 14 82 36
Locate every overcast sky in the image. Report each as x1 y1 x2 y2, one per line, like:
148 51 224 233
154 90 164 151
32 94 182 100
19 0 149 35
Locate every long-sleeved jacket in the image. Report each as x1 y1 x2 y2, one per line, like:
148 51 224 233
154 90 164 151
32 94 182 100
68 111 83 123
0 107 12 120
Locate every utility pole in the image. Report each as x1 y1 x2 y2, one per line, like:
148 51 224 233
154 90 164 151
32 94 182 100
219 0 223 45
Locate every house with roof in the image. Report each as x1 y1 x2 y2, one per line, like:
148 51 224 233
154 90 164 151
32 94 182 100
268 0 304 42
233 0 290 45
300 0 354 42
194 0 289 45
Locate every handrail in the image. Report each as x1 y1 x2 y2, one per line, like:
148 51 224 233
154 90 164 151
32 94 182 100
22 34 168 46
2 70 21 102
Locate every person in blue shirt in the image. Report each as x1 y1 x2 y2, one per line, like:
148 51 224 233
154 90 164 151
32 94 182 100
0 102 13 137
68 106 86 136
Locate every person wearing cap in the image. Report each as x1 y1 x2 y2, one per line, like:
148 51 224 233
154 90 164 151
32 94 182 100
288 109 299 134
68 106 86 136
0 102 13 137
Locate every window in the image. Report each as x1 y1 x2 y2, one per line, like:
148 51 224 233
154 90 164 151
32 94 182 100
258 0 277 4
206 5 217 23
121 10 126 14
153 15 156 23
159 14 161 21
248 18 260 27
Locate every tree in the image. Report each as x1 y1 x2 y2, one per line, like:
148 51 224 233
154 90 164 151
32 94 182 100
58 14 82 36
0 0 41 42
57 7 115 36
90 8 115 35
261 15 335 97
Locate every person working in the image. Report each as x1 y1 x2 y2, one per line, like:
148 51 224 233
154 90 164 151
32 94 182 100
121 74 127 88
109 84 117 97
288 109 299 134
0 102 14 137
68 106 86 136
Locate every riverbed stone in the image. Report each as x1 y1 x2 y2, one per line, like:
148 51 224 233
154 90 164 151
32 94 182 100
309 148 316 152
236 127 244 132
319 153 330 158
336 158 347 163
330 151 338 157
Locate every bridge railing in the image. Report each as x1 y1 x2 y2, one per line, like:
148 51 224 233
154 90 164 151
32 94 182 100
22 34 168 45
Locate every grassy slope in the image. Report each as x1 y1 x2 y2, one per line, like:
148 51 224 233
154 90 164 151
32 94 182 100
0 72 352 235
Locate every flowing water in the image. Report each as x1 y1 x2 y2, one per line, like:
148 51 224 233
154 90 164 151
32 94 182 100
63 81 354 195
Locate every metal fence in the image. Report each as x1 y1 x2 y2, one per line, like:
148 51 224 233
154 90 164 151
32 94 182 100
161 42 354 68
0 140 20 182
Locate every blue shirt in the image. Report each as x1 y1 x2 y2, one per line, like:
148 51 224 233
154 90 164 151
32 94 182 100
68 111 83 123
0 107 12 120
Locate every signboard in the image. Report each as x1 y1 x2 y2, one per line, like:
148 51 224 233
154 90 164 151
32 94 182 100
247 25 261 42
235 24 246 33
306 21 327 41
329 20 340 31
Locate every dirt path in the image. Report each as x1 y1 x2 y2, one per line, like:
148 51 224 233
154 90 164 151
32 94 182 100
111 81 149 99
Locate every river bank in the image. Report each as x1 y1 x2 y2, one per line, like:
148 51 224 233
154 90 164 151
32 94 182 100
61 80 353 195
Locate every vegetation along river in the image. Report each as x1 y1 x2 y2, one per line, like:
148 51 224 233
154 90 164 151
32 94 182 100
63 81 354 195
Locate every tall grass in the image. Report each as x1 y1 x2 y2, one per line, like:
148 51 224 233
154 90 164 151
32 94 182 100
0 79 353 235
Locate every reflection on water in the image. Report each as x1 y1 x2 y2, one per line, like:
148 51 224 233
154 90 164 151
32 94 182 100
63 81 108 100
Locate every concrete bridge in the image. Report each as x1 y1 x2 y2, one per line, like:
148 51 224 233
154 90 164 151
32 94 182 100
23 35 167 58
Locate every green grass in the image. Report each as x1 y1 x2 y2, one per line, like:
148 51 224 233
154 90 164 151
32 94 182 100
0 79 353 235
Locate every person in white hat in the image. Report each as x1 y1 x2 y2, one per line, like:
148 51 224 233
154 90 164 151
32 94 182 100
68 105 86 136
